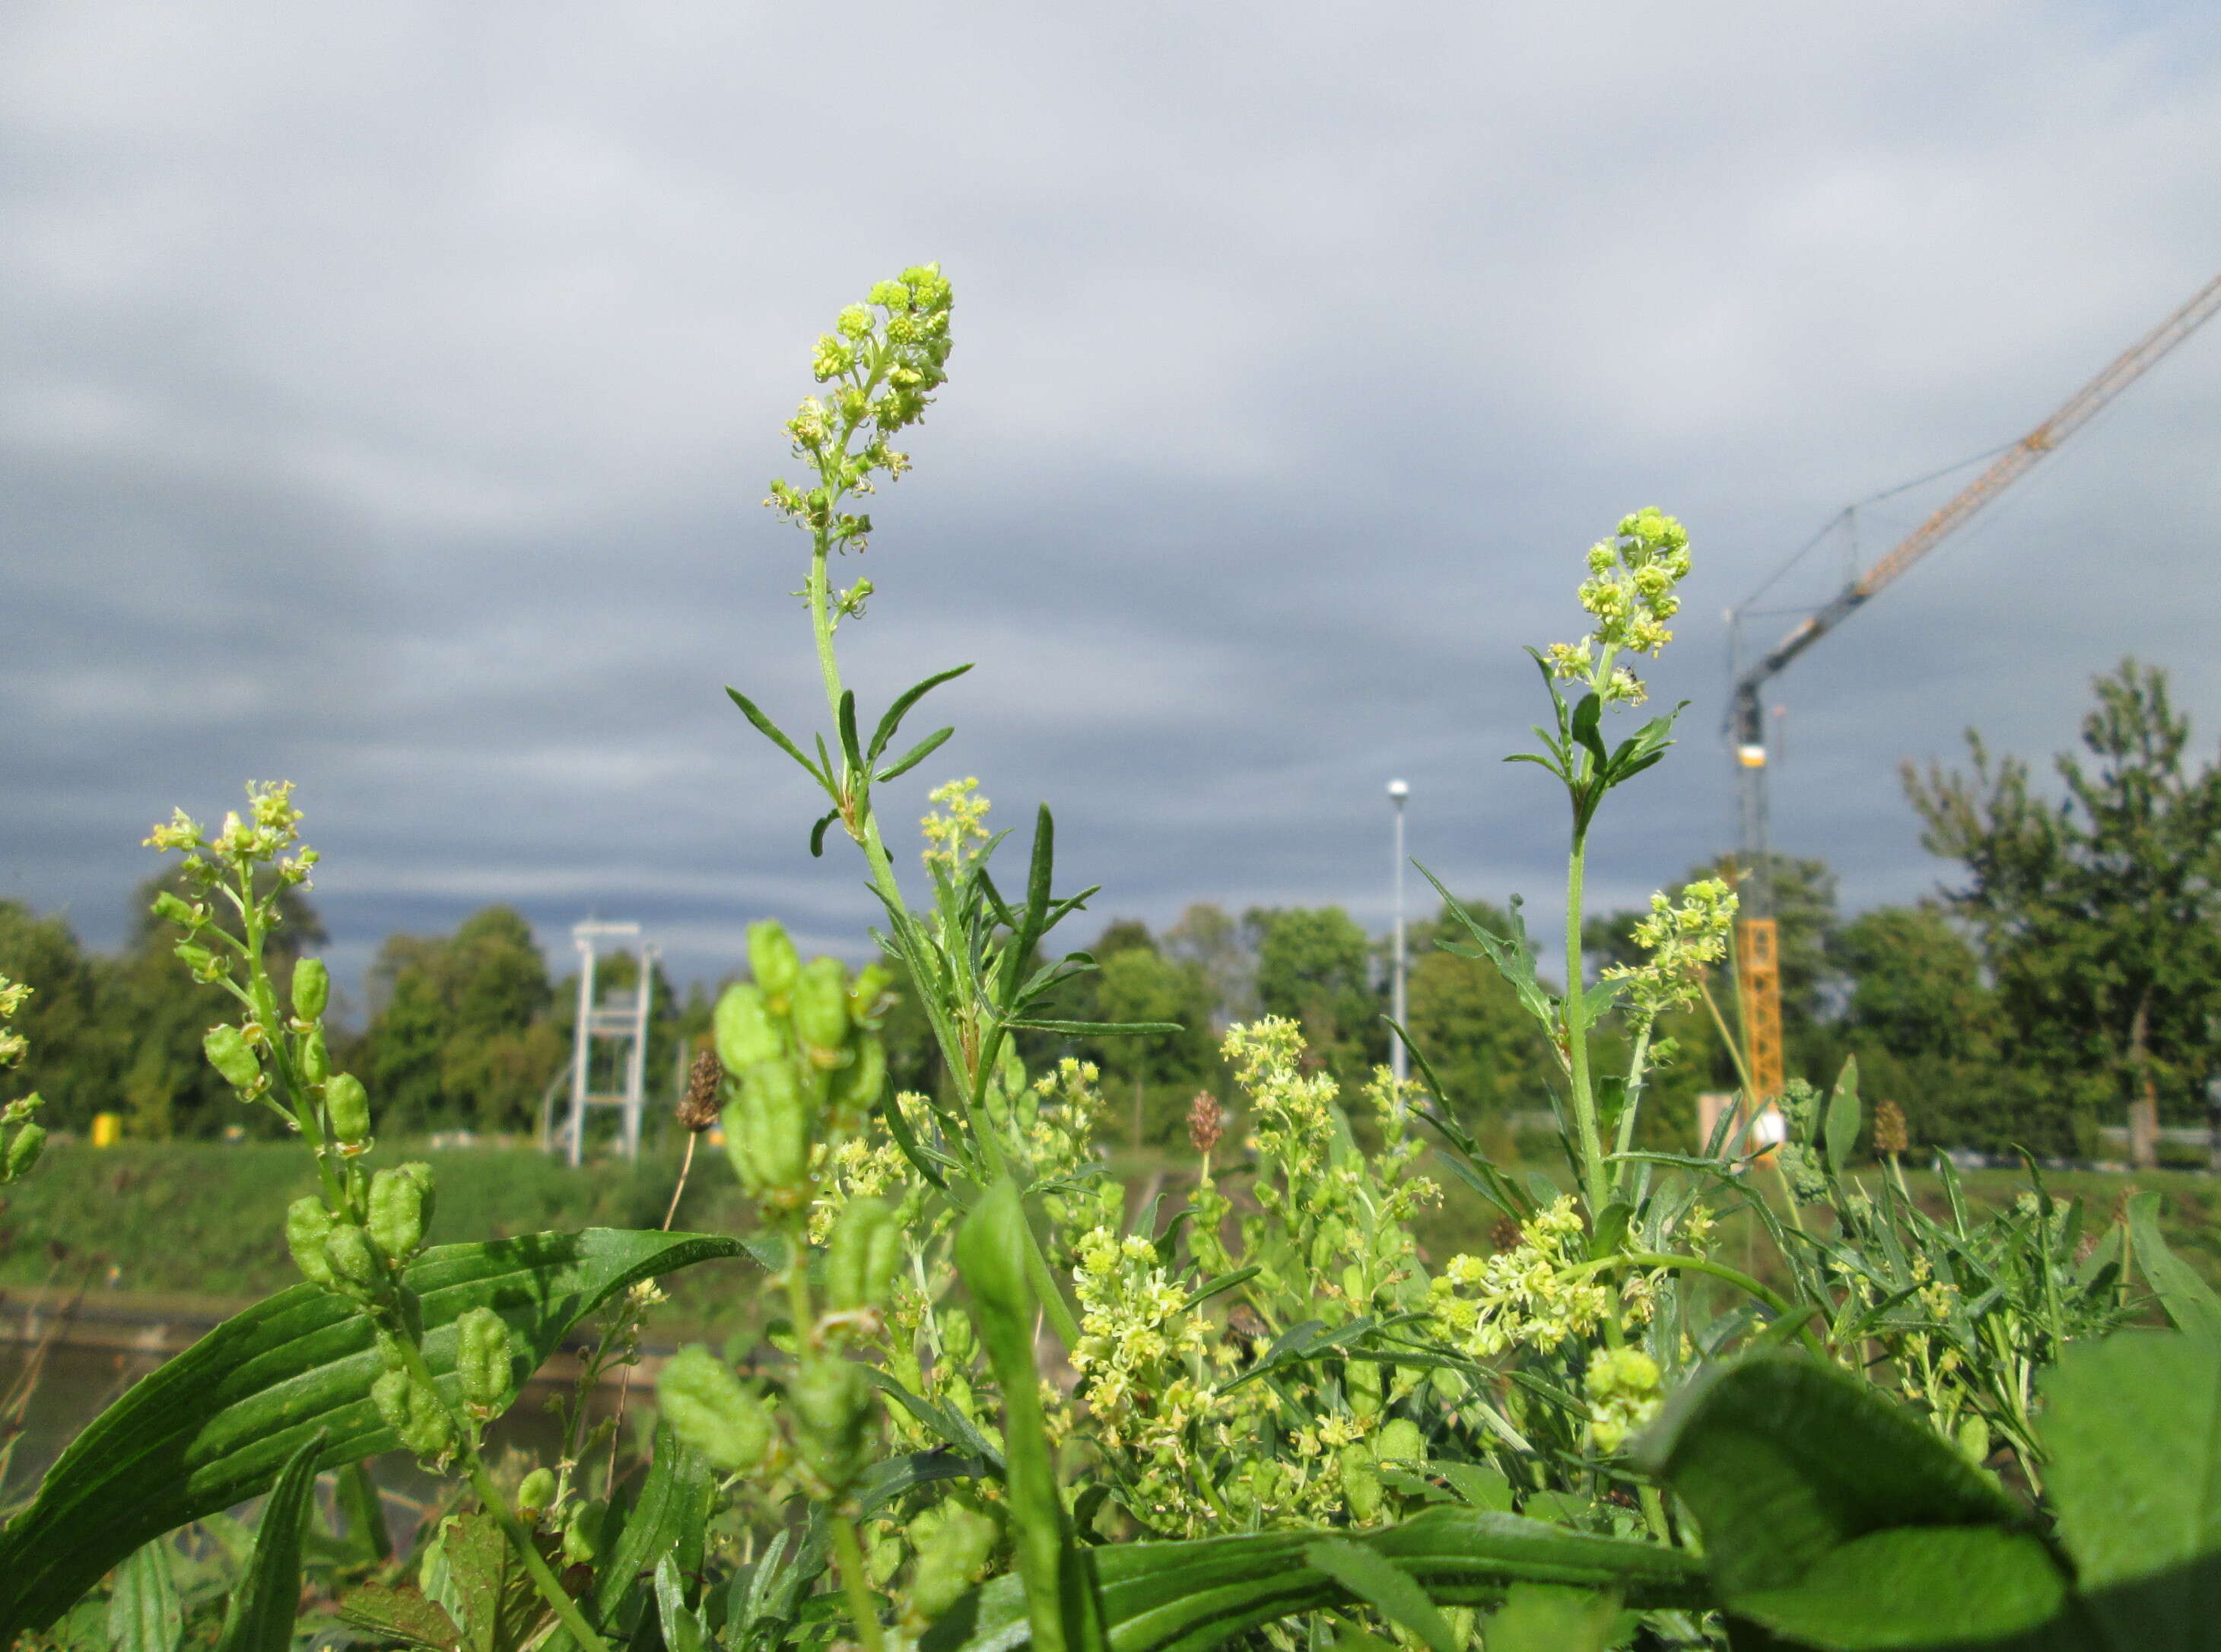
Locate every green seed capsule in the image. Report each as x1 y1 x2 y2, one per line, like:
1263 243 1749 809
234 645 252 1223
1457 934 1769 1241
726 1061 811 1199
321 1222 381 1291
1375 1418 1424 1465
371 1368 453 1459
5 1123 46 1181
203 1025 260 1091
790 958 851 1052
713 983 783 1073
790 1355 872 1492
454 1306 513 1412
325 1073 372 1143
291 957 329 1021
748 920 801 1000
837 1037 887 1115
284 1196 338 1288
655 1344 773 1472
297 1026 329 1084
1340 1444 1383 1523
562 1498 607 1565
826 1197 900 1314
910 1505 999 1627
515 1467 556 1521
847 962 892 1025
367 1163 432 1263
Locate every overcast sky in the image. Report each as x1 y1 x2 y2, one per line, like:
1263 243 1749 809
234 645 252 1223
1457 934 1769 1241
5 2 2219 1010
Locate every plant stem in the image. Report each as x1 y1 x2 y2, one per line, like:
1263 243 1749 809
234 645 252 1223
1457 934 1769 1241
1563 831 1609 1219
829 1514 889 1652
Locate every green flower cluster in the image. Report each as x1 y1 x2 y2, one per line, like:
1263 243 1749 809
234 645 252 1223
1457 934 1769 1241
765 264 955 558
1428 1196 1617 1359
1544 507 1692 705
1603 875 1737 1021
0 973 47 1183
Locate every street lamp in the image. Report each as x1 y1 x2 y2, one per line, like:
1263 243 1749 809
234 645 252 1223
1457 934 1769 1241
1387 779 1409 1086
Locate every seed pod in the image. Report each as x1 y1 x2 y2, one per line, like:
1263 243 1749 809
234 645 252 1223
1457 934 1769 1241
151 891 198 927
748 920 802 1001
726 1063 811 1199
515 1466 556 1522
325 1073 372 1144
655 1344 773 1472
790 958 851 1053
847 962 892 1025
909 1504 998 1626
790 1355 872 1492
1375 1418 1424 1465
5 1123 46 1181
371 1368 453 1459
173 943 217 978
562 1498 607 1565
284 1196 338 1288
297 1026 330 1085
1340 1444 1383 1523
367 1162 433 1263
826 1197 900 1314
714 983 783 1073
203 1025 261 1091
837 1037 886 1115
321 1222 382 1291
454 1306 513 1412
291 957 329 1021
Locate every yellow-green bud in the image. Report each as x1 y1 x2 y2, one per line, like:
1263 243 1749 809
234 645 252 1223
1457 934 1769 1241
371 1368 453 1459
791 1356 872 1492
367 1163 433 1264
292 957 329 1021
909 1505 998 1626
826 1197 900 1314
284 1196 338 1288
790 958 851 1052
516 1467 556 1521
151 891 198 928
325 1073 372 1143
174 943 217 978
322 1222 381 1291
748 920 801 1000
713 983 782 1073
297 1026 329 1085
562 1498 607 1565
203 1024 260 1091
454 1306 513 1412
655 1344 773 1473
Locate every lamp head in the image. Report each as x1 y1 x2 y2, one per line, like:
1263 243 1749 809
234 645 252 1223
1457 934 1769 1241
1387 779 1409 802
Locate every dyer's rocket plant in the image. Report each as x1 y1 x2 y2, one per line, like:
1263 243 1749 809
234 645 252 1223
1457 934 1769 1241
5 264 2215 1652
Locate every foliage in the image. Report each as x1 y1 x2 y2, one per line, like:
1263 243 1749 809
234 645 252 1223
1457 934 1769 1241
8 265 2218 1652
1907 657 2221 1159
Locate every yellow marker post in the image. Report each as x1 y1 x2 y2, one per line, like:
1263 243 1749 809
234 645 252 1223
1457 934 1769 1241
91 1111 121 1148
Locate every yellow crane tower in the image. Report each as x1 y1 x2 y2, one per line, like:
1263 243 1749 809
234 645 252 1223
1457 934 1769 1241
1725 268 2221 1102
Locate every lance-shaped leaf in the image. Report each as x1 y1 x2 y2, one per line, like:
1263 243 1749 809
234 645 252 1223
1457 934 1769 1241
106 1539 183 1652
213 1431 325 1652
0 1228 759 1642
726 686 830 787
869 662 974 763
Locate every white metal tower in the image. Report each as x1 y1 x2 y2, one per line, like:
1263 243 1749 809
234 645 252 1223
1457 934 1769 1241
563 920 656 1165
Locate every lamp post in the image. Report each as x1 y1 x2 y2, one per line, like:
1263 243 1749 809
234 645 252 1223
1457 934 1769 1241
1387 779 1409 1086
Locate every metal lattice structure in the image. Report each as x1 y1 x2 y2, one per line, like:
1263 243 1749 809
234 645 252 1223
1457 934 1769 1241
561 920 656 1165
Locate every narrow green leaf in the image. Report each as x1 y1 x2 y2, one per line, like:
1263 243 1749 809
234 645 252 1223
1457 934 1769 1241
837 688 864 776
656 1555 710 1652
1180 1268 1261 1312
1301 1539 1457 1652
1568 693 1607 769
869 662 974 762
859 1367 1006 1471
726 686 828 786
1823 1056 1860 1179
591 1424 714 1637
2125 1193 2221 1338
1004 1018 1182 1037
879 725 957 783
106 1539 183 1652
214 1430 324 1652
335 1460 391 1565
0 1228 756 1642
810 810 841 858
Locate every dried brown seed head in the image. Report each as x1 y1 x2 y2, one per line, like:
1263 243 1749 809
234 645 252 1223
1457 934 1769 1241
1187 1092 1223 1155
678 1047 724 1132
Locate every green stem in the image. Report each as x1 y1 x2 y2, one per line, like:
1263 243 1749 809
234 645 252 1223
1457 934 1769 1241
829 1514 889 1652
1563 830 1608 1219
1609 1021 1656 1197
1559 1251 1826 1359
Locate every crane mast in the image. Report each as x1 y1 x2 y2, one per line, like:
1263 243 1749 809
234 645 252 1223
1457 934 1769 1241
1726 268 2221 1102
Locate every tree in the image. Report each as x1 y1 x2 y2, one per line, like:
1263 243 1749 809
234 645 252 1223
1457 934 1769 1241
1405 897 1551 1126
1247 905 1383 1085
1161 902 1255 1025
1832 904 2013 1152
0 904 104 1132
1905 659 2221 1164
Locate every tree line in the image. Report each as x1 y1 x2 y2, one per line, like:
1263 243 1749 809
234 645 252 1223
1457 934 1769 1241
5 659 2216 1162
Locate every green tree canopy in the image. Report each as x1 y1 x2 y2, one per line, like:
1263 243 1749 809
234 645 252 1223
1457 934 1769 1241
1247 904 1382 1085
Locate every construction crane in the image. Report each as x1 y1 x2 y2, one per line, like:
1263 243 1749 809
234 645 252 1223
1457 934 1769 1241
1725 268 2221 1101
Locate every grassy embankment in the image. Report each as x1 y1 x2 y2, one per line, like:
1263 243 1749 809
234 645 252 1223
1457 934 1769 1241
3 1139 2216 1340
